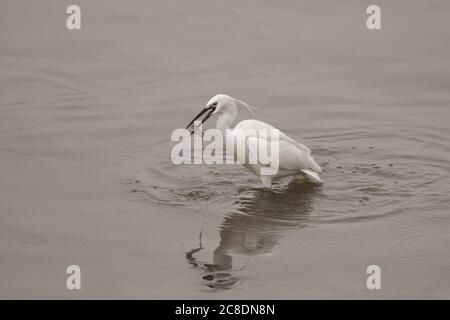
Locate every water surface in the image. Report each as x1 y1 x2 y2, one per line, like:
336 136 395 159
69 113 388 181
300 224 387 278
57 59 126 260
1 0 449 298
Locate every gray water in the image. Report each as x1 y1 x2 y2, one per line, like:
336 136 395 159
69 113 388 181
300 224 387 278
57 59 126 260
1 0 449 299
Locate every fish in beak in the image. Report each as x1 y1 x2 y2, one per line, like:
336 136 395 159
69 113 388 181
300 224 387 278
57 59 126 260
186 105 216 135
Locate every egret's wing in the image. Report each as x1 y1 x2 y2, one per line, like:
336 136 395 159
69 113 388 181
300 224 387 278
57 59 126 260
245 136 316 174
235 119 322 173
281 137 322 173
235 119 310 153
245 137 266 167
277 139 317 171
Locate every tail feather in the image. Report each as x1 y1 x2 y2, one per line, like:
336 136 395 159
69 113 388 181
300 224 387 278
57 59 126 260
308 156 322 173
301 169 323 183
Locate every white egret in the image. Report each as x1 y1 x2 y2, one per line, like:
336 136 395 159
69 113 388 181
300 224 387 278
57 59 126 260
186 94 322 188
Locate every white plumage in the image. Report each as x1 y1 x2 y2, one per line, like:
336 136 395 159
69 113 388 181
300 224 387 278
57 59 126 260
186 94 322 188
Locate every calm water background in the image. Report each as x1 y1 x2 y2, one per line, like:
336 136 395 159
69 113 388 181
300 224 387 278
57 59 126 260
1 0 449 298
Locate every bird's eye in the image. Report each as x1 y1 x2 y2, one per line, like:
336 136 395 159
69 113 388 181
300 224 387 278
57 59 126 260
213 101 218 106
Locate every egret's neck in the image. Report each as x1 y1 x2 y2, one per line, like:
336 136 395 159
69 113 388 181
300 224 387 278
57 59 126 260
216 106 237 133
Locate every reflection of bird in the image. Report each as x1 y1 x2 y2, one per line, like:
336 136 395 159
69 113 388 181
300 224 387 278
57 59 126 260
186 94 322 188
186 179 318 290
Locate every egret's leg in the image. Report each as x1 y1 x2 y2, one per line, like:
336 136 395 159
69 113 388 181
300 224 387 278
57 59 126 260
261 175 272 188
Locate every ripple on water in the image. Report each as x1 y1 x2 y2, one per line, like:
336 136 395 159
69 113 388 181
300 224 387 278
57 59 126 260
117 125 450 289
122 127 449 229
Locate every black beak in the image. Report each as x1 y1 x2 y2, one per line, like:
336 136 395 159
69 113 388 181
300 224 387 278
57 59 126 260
186 105 215 135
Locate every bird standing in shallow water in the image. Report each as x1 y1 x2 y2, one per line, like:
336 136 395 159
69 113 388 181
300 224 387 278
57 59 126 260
186 94 322 188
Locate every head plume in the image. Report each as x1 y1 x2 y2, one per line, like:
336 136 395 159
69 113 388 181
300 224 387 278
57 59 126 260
232 97 259 115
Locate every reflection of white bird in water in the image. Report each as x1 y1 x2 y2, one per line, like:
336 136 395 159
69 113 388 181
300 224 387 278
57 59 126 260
186 94 322 188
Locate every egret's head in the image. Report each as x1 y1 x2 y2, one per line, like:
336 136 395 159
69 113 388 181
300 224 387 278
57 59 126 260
205 94 236 115
186 94 257 134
